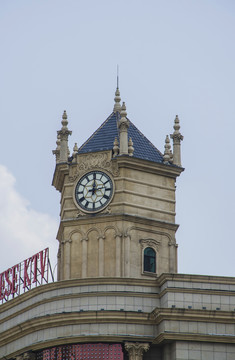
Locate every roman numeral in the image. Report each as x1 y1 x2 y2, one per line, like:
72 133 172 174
103 195 109 200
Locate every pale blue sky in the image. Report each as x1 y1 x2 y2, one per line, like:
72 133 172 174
0 0 235 276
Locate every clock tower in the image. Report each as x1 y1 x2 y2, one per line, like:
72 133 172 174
52 86 183 282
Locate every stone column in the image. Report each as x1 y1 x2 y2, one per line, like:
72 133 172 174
98 236 105 277
64 239 72 279
124 235 131 277
115 234 122 277
81 238 88 278
125 342 150 360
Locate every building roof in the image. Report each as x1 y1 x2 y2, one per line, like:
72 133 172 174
78 111 164 164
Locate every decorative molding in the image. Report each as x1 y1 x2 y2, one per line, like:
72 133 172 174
69 152 119 181
139 238 161 252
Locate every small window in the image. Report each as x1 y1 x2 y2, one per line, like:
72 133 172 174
144 247 156 273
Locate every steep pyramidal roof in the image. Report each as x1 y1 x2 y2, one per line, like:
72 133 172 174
78 111 164 164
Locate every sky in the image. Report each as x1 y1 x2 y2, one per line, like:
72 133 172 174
0 0 235 278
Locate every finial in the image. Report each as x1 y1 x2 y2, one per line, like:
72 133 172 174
61 110 68 129
113 137 119 157
57 110 72 163
120 102 127 119
118 102 129 155
170 115 183 166
128 137 134 156
163 135 172 163
72 143 78 163
113 82 121 113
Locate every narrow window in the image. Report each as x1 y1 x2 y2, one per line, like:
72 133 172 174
144 247 156 273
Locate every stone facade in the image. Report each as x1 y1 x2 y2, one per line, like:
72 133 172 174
1 274 235 359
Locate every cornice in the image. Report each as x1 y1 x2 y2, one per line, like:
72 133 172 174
0 311 154 349
153 332 235 345
159 287 235 298
116 156 184 179
157 273 235 287
151 307 235 325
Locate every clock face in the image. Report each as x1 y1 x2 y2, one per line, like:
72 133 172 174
74 171 114 213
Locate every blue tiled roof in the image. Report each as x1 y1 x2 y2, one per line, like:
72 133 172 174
78 112 164 164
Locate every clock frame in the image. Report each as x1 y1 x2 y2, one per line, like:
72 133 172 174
74 170 114 213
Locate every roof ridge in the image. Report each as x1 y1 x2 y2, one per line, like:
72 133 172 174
78 112 117 152
128 118 164 157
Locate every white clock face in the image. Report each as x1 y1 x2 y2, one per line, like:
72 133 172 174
75 171 114 212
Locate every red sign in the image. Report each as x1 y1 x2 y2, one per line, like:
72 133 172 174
0 248 52 304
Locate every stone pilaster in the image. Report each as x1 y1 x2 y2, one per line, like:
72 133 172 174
115 234 122 276
81 237 88 278
125 342 150 360
124 234 131 277
98 236 105 276
63 239 72 279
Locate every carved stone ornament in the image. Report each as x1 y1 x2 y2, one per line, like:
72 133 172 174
139 238 161 252
125 342 150 360
15 352 36 360
100 205 112 215
77 210 87 217
69 152 119 181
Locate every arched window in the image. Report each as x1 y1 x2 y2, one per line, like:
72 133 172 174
144 247 156 273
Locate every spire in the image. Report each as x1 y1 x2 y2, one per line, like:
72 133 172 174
118 102 129 155
113 66 121 112
170 115 183 166
57 110 72 163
